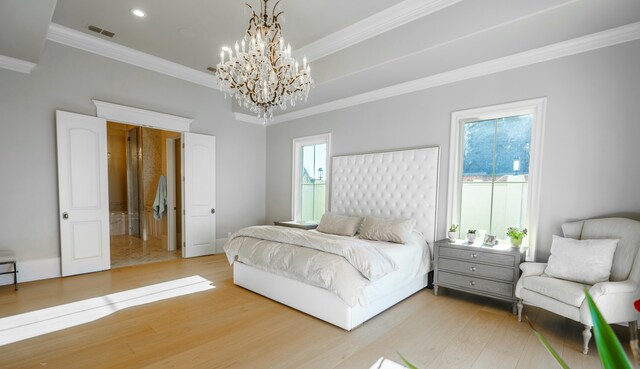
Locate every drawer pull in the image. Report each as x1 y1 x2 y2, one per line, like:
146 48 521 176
469 281 476 286
470 267 477 272
471 253 478 258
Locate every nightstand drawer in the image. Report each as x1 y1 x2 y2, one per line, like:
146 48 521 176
438 258 513 282
438 271 513 297
438 246 514 266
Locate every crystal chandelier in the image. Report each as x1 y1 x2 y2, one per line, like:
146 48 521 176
215 0 313 121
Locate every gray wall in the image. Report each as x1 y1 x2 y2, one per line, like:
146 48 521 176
266 40 640 262
0 41 266 262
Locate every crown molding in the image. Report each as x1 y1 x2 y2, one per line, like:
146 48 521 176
273 22 640 125
295 0 462 62
93 100 193 132
47 23 219 89
0 54 36 74
233 113 267 126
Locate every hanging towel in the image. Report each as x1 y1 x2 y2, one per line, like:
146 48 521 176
153 175 167 220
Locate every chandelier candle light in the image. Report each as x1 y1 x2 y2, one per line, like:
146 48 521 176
215 0 313 121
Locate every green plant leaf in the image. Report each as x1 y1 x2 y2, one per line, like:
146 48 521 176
398 353 419 369
585 292 634 369
527 319 571 369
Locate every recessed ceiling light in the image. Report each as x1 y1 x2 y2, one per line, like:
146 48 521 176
130 8 146 18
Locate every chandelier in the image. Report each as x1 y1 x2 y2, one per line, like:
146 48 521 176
215 0 313 121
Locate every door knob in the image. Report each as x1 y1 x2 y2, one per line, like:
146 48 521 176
469 281 476 286
211 208 216 214
470 267 477 272
62 212 69 220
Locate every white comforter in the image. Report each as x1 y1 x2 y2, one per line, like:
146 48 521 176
224 226 427 306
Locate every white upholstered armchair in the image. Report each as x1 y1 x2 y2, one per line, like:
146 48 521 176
516 217 640 354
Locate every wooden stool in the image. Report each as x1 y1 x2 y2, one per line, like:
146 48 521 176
0 250 18 291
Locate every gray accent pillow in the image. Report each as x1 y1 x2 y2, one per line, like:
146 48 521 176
316 212 363 237
359 216 416 244
544 235 618 285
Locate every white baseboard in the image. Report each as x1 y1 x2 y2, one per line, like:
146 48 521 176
0 240 230 287
215 238 228 254
0 257 61 286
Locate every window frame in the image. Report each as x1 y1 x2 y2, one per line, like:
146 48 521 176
291 133 331 222
447 98 546 260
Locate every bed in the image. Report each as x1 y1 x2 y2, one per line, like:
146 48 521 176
225 146 440 330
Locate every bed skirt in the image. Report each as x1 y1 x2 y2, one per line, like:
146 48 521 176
233 262 429 331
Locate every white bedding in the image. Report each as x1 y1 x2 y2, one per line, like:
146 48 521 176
357 232 431 303
224 226 430 307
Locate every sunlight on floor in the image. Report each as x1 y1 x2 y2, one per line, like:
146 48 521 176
0 275 215 346
369 357 406 369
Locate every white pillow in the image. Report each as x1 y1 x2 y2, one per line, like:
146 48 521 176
544 235 618 285
316 212 363 237
359 216 416 244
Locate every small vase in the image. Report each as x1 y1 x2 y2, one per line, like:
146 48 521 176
510 237 523 248
467 233 477 243
448 231 456 241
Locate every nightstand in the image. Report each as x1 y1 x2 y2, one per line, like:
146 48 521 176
434 238 526 314
273 220 318 230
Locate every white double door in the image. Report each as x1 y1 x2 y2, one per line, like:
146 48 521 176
56 111 216 277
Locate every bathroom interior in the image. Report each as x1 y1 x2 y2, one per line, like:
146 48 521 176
107 122 182 268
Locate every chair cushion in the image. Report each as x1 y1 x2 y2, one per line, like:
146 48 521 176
580 218 640 282
520 289 581 322
544 235 618 285
522 276 589 307
562 220 584 240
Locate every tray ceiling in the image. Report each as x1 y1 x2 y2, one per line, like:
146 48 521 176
3 0 639 124
52 0 404 72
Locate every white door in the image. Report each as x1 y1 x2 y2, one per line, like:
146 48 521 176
183 133 216 257
56 111 110 276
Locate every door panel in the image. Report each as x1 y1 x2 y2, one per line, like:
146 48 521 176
69 129 102 207
71 221 103 259
183 133 216 258
56 111 110 276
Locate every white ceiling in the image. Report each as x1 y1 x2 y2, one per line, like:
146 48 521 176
291 0 640 111
0 0 57 63
256 0 640 119
2 0 639 122
51 0 404 72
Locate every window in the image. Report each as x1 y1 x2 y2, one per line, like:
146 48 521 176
292 134 331 222
447 99 546 258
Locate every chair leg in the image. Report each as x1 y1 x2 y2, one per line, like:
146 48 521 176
13 261 17 291
517 299 523 322
582 325 592 354
630 320 639 360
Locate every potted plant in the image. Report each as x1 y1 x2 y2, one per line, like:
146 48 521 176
448 224 458 241
466 229 477 243
506 226 527 248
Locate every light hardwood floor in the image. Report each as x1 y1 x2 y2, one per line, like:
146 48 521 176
0 255 633 369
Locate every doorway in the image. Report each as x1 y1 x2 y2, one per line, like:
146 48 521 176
56 103 217 277
106 122 182 268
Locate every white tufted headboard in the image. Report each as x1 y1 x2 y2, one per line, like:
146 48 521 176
330 146 440 245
